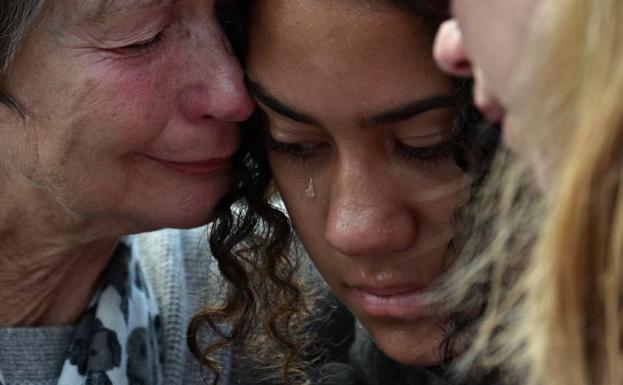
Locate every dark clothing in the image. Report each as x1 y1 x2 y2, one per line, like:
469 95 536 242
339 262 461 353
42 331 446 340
352 329 448 385
231 292 460 385
304 292 455 385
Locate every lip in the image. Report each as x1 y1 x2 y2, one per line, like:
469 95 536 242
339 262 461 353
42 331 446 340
353 284 436 319
148 156 233 176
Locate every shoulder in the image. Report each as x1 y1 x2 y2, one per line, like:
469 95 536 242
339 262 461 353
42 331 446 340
128 227 231 384
130 226 211 257
130 226 213 270
129 226 225 309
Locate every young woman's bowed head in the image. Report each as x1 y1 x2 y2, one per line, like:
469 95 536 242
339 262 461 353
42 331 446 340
191 0 498 383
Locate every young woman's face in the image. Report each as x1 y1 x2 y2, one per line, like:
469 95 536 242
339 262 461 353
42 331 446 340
247 0 471 365
433 0 540 150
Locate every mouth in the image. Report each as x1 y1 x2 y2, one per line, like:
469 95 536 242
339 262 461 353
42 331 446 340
353 284 437 319
146 156 233 177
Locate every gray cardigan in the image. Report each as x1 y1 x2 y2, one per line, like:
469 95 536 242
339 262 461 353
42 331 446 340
0 227 230 385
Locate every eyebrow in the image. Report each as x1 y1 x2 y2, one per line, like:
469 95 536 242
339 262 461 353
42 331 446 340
247 79 456 128
358 95 456 127
247 79 322 126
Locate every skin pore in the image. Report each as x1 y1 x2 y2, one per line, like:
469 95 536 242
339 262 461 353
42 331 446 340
0 0 253 326
247 0 470 365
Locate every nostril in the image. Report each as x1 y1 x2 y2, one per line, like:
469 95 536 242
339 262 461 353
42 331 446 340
454 59 472 75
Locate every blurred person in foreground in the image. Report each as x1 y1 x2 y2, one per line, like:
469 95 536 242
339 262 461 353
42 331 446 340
426 1 623 385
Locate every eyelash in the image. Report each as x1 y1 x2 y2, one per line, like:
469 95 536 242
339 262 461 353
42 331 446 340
124 31 165 54
265 135 455 165
265 136 320 162
393 140 455 164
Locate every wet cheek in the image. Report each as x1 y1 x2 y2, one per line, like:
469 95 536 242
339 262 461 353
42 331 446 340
269 157 337 273
272 170 316 225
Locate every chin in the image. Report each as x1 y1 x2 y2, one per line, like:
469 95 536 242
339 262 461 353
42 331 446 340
365 319 445 367
152 194 226 229
379 341 443 367
121 180 233 232
152 208 219 230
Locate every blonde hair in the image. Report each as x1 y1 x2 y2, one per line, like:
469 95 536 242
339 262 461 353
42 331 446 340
448 1 623 385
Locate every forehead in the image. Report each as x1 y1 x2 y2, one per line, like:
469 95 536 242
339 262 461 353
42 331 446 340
69 0 173 23
248 0 434 75
247 0 450 116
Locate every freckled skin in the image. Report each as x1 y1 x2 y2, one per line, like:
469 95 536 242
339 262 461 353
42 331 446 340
0 0 254 233
248 0 470 365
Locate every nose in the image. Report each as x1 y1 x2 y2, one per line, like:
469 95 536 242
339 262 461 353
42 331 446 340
324 159 418 257
179 70 255 123
433 19 473 78
203 58 256 122
179 32 255 123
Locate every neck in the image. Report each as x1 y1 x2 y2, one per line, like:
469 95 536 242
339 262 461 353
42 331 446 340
0 168 122 327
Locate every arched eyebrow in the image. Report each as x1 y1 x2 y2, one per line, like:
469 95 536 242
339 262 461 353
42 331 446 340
248 78 456 128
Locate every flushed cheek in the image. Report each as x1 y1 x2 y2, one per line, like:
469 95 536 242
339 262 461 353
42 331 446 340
23 77 170 201
78 63 175 151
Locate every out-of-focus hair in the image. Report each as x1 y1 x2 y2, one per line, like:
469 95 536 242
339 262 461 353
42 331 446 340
446 1 623 385
0 0 46 113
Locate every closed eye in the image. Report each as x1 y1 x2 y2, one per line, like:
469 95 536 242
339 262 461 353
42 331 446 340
265 134 325 163
394 139 454 164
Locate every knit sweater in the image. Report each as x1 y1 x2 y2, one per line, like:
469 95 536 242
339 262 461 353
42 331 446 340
0 227 230 385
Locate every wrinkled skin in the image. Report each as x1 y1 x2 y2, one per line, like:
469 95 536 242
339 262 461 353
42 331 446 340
0 0 255 233
0 0 254 326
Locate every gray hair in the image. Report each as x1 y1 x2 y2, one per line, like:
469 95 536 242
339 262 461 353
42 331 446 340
1 0 47 113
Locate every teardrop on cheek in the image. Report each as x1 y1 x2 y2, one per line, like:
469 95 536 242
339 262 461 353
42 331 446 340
305 177 316 199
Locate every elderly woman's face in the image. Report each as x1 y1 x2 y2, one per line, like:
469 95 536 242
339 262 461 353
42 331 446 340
0 0 254 231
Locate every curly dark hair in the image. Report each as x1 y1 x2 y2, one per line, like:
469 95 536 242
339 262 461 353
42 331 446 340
188 1 500 384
